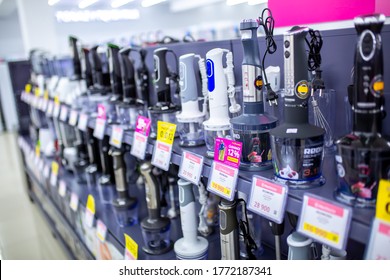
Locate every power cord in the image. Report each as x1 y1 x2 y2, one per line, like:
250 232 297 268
305 29 323 71
258 8 278 106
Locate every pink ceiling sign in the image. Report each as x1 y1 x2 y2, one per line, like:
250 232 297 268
268 0 379 27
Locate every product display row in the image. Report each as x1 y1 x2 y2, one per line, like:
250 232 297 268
14 10 390 260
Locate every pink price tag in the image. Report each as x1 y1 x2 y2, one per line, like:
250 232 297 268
110 125 124 148
178 151 204 185
97 104 107 120
135 116 151 137
207 161 239 201
131 133 148 160
213 138 242 169
96 219 107 242
366 218 390 260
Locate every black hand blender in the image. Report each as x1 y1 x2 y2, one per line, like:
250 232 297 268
148 47 180 139
269 26 326 188
231 18 278 171
139 161 173 255
335 14 390 207
110 146 138 227
116 47 146 130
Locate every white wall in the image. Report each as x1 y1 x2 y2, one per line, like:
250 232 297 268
0 9 24 59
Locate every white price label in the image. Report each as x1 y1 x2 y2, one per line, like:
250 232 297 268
78 113 89 132
32 96 38 108
366 218 390 260
60 105 68 122
130 132 148 160
69 110 78 126
248 176 288 224
38 97 44 110
43 164 50 179
47 101 54 116
110 125 124 148
207 161 238 201
93 118 106 140
96 219 107 242
42 98 48 112
58 180 67 197
49 171 58 187
70 193 79 212
38 158 44 172
85 208 94 228
151 140 173 171
53 103 61 118
298 194 352 250
178 151 204 185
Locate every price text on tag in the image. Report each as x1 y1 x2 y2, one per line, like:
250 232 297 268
60 105 68 122
151 121 176 171
376 179 390 223
110 125 124 148
298 194 352 250
213 138 242 168
70 192 79 212
93 118 106 140
131 116 151 160
366 218 390 260
178 151 204 185
248 176 288 224
124 234 138 260
58 180 67 197
78 113 89 132
96 219 107 242
207 161 239 201
69 110 78 126
50 161 59 187
85 195 95 228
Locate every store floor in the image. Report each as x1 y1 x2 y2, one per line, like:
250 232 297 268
0 132 69 260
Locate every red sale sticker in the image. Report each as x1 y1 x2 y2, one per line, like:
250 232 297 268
214 138 242 169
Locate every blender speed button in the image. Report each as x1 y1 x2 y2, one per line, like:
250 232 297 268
284 40 290 48
284 51 290 58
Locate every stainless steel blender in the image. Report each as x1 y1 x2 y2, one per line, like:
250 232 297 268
231 19 278 171
335 14 390 207
139 162 173 255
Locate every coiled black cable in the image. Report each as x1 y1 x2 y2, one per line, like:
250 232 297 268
305 29 323 71
258 8 277 85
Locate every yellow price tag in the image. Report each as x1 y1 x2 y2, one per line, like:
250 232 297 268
44 90 49 100
54 96 60 105
25 84 32 93
51 161 59 176
157 121 176 145
303 222 339 244
35 145 40 158
124 233 138 260
211 181 231 195
34 87 41 97
376 179 390 223
86 194 96 215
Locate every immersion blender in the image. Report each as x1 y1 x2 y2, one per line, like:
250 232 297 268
176 53 208 147
335 14 390 207
203 48 241 158
149 47 180 138
269 27 325 188
231 19 278 171
174 179 209 260
110 147 138 227
140 162 173 255
219 199 240 260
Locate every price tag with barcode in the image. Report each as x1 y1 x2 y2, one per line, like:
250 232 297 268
70 192 79 212
47 101 54 116
69 110 78 126
93 118 106 140
248 176 288 224
366 218 390 260
43 164 50 179
151 121 176 171
49 161 59 187
58 180 67 197
178 151 204 185
297 194 352 250
96 219 107 242
110 125 124 148
78 113 89 131
207 161 239 201
60 105 68 122
53 100 61 118
85 195 95 228
131 116 151 160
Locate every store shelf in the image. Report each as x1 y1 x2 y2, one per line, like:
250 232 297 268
85 114 375 245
